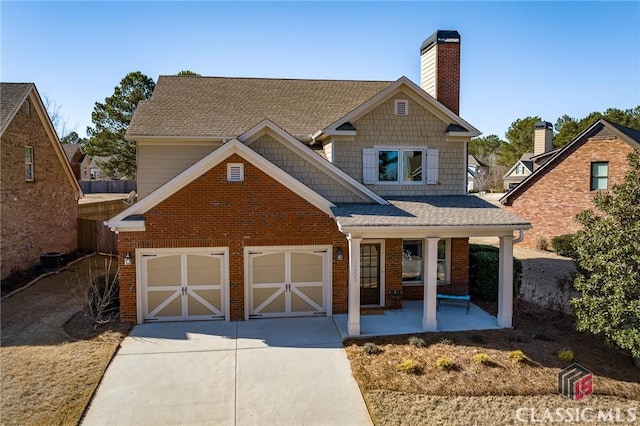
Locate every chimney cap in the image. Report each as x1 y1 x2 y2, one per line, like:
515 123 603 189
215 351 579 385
420 30 461 54
534 120 553 130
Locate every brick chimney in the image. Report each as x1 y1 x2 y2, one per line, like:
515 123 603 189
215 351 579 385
534 120 553 156
420 30 461 115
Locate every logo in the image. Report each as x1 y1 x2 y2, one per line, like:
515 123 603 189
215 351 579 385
558 363 593 401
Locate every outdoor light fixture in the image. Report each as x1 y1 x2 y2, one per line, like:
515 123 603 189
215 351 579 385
336 247 343 261
124 252 132 266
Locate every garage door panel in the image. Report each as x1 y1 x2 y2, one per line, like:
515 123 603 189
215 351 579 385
147 255 181 286
291 286 323 312
248 247 329 318
149 291 182 318
253 287 285 314
187 255 221 286
188 289 222 316
252 253 285 284
141 250 227 322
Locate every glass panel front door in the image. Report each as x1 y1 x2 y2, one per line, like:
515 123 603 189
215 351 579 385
360 243 381 305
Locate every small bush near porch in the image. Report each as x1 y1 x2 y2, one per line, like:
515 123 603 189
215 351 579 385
469 244 522 301
345 301 640 425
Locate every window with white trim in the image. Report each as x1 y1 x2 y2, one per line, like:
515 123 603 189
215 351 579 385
227 163 244 182
402 239 450 286
394 99 409 116
25 146 34 181
363 147 438 184
590 162 608 191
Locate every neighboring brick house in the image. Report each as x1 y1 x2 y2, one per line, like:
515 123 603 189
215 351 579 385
108 30 530 335
1 83 82 279
500 119 640 247
62 143 92 180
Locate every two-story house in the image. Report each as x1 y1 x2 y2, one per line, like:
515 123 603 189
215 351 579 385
1 83 82 279
108 30 530 336
501 118 640 247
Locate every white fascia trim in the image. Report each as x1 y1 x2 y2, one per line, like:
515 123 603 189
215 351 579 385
109 221 146 232
446 132 477 138
337 224 532 239
321 77 480 137
323 130 357 137
136 138 225 146
240 119 388 205
107 139 336 230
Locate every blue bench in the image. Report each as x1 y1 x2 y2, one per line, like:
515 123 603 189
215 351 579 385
436 294 471 314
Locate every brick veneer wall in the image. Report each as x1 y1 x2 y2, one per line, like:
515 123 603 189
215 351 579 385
117 154 349 322
504 136 635 247
402 238 470 299
435 42 461 116
0 99 77 279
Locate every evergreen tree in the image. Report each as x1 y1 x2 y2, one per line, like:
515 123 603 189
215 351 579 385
84 71 155 179
571 149 640 359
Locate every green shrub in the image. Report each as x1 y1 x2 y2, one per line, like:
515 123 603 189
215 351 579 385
397 359 420 374
558 348 574 362
473 353 490 364
363 342 381 355
508 350 525 363
435 355 454 370
408 336 426 348
469 245 522 301
551 234 578 259
438 336 455 346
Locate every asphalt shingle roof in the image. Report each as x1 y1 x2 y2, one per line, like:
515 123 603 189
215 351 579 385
1 83 33 133
332 196 530 228
127 76 393 139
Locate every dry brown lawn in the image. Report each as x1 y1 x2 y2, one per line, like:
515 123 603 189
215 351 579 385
0 255 130 426
346 302 640 425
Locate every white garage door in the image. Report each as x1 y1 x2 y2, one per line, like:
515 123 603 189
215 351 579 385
247 246 331 319
139 248 228 322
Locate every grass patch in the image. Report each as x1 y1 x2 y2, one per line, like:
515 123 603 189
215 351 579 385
344 301 640 425
0 255 130 425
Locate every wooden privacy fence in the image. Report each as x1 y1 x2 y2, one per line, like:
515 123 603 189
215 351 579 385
78 219 118 255
80 180 136 194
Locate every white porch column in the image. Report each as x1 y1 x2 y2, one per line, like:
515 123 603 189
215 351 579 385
422 237 440 331
498 235 514 327
347 236 362 336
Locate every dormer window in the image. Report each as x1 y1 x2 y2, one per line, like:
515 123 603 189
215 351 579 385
394 99 409 116
227 163 244 182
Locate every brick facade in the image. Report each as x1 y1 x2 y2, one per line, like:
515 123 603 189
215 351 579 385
435 42 461 116
118 155 349 322
1 98 78 279
504 136 636 247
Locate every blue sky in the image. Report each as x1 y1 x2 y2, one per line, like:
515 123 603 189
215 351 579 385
2 1 639 139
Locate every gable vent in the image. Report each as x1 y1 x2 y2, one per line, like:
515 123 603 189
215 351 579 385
227 163 244 182
395 99 409 116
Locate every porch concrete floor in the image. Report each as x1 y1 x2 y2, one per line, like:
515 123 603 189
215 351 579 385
333 300 503 338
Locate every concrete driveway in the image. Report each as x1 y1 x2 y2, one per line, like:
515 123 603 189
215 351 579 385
82 317 372 426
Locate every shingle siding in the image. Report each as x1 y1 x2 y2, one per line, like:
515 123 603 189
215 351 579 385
333 91 466 196
250 134 364 203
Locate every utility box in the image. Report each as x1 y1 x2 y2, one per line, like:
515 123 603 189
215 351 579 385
40 252 64 270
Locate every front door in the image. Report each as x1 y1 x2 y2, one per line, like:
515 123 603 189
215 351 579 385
360 243 381 305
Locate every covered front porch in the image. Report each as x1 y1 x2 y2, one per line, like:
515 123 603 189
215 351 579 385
333 300 501 338
332 196 531 337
